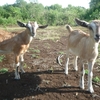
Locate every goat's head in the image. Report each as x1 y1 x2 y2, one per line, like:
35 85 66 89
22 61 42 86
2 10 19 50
17 21 48 37
75 18 100 42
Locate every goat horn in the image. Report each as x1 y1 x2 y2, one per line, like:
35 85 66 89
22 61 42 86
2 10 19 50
39 25 48 28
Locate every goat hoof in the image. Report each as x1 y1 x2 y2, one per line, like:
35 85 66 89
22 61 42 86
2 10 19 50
14 77 20 80
14 75 20 80
79 84 84 90
80 86 84 90
65 72 68 75
74 66 78 71
75 68 78 71
87 89 94 93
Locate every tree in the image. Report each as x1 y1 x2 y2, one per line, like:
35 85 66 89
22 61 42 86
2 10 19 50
89 0 100 8
83 0 100 20
0 0 87 26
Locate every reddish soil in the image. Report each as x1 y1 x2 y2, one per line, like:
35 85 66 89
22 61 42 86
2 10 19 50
0 28 100 100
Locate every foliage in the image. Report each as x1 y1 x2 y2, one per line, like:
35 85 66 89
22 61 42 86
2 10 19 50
0 68 8 74
58 51 65 55
85 69 89 75
29 48 40 53
89 0 100 8
84 69 100 83
0 0 87 26
93 76 100 83
0 0 100 26
0 55 5 62
83 0 100 20
23 63 27 68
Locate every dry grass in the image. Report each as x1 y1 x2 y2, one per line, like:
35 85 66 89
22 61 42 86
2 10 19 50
0 25 89 40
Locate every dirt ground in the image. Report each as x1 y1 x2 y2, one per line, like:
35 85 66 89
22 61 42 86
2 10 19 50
0 27 100 100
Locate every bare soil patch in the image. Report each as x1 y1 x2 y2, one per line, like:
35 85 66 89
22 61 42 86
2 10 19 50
0 27 100 100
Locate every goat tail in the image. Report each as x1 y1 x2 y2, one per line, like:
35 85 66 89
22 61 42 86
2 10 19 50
56 54 64 66
66 25 73 33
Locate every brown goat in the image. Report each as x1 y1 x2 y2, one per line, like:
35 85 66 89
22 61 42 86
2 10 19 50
0 21 48 79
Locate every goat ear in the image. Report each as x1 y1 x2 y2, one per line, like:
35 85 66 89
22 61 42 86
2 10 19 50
75 18 89 28
39 25 48 28
17 21 26 27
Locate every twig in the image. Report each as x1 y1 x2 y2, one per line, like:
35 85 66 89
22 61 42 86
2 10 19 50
93 81 100 87
33 85 44 93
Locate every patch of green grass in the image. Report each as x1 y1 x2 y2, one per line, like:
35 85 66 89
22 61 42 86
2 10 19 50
39 32 60 41
84 70 100 83
48 67 54 73
31 54 39 58
29 48 40 58
58 51 65 55
29 48 40 53
0 55 5 62
37 26 65 41
0 68 8 74
85 69 88 75
33 49 40 53
23 63 27 68
93 76 100 83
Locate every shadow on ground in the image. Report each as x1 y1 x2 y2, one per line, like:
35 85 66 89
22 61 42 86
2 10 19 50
0 70 90 100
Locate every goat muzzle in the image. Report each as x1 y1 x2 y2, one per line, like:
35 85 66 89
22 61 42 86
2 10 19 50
95 34 100 42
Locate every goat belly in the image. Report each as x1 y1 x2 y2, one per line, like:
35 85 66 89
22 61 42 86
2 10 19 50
69 48 80 56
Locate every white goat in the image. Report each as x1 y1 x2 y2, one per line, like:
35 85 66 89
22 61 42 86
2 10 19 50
57 18 100 93
0 21 48 79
